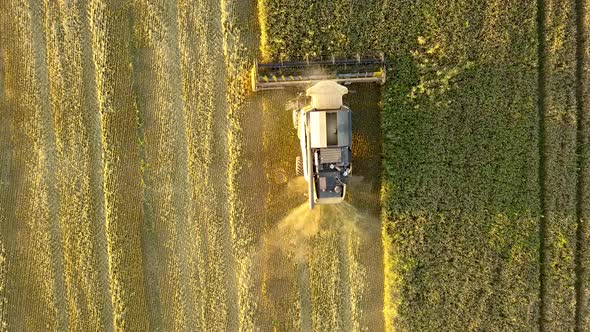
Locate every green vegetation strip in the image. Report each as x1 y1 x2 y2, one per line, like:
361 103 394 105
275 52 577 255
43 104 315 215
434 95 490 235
381 1 542 330
540 1 579 329
259 0 381 61
576 0 590 329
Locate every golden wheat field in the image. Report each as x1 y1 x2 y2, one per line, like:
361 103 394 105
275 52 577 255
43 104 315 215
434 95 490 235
0 0 384 331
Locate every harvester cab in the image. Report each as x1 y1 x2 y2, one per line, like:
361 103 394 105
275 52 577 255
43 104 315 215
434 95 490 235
251 55 386 209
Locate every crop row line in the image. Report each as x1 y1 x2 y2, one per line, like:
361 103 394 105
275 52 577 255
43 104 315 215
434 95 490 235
536 0 548 329
132 0 198 329
538 0 590 329
0 1 10 328
221 0 255 327
90 1 152 329
574 0 588 330
26 0 68 329
78 0 114 328
176 0 209 330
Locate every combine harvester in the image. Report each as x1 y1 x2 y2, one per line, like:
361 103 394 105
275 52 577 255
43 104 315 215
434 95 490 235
251 55 386 209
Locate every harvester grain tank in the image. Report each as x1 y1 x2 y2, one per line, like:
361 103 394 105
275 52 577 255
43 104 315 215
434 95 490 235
251 55 386 208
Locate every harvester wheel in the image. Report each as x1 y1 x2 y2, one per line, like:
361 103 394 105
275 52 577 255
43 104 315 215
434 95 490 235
295 155 303 176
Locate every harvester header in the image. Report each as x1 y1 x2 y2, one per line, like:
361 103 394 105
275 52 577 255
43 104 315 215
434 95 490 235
251 54 386 91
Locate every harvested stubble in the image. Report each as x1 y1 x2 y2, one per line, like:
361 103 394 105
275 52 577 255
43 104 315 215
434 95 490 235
131 0 256 330
43 0 114 329
2 1 69 330
2 1 153 330
1 0 261 330
88 1 151 330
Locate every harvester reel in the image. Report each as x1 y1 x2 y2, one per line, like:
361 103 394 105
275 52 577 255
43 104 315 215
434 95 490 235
251 55 386 92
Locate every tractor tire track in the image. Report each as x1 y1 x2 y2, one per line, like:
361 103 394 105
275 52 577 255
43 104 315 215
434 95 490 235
298 261 312 332
88 1 151 329
222 0 261 330
131 1 194 329
539 0 579 330
574 0 589 330
176 0 216 329
536 0 548 329
13 0 68 329
0 3 15 330
43 1 113 328
77 0 115 329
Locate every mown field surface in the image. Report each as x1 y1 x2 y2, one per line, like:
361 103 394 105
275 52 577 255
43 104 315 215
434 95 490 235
0 0 251 330
1 0 589 331
0 0 382 331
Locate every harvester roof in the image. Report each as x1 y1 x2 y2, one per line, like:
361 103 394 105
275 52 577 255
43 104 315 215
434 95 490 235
306 80 348 110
